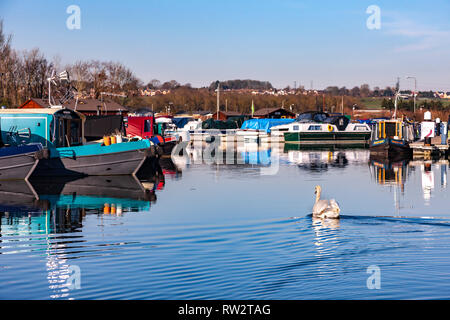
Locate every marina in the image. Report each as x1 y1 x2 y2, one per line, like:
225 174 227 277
2 0 450 305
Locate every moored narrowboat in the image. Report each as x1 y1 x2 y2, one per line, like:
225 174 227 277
0 108 152 177
369 119 415 160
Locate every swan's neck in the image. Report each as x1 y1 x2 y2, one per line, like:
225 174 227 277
315 190 321 203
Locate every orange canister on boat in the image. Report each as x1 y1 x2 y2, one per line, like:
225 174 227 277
110 135 117 144
104 204 110 214
103 136 111 146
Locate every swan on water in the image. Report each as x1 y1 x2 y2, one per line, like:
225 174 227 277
312 185 340 219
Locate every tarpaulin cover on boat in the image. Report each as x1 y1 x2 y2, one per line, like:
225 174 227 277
172 117 192 129
202 119 239 129
240 119 295 133
227 116 250 128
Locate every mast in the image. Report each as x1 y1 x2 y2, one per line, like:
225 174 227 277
393 90 400 119
216 82 220 120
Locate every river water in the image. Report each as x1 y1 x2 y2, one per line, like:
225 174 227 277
1 144 450 299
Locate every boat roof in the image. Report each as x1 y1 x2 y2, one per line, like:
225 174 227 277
0 107 86 119
1 107 72 115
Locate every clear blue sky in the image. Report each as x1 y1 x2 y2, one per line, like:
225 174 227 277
1 0 450 90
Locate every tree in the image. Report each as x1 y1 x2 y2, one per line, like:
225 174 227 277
360 84 370 97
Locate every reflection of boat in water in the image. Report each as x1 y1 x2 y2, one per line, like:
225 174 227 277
0 179 41 212
287 149 370 171
369 158 410 190
30 175 156 212
31 175 156 202
0 174 159 220
369 158 410 215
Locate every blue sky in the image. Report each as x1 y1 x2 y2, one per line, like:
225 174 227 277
1 0 450 90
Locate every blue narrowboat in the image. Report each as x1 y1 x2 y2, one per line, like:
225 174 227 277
0 108 152 177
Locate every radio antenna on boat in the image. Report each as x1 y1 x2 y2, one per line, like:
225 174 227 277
47 69 73 107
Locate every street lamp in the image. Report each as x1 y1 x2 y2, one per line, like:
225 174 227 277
406 76 417 115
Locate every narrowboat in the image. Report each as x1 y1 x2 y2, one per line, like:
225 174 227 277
126 115 175 155
0 108 152 177
280 114 371 145
369 119 415 160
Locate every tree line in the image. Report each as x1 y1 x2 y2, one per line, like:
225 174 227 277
1 20 448 115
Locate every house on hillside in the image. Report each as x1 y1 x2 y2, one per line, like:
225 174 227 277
252 107 296 119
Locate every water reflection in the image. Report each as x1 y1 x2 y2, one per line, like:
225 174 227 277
409 159 448 205
0 159 179 299
286 149 369 171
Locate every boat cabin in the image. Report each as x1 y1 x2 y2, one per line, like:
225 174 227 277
126 116 155 139
372 119 415 142
0 108 85 148
296 111 329 123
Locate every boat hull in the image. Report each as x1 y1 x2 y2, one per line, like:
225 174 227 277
369 138 412 161
32 148 149 177
0 145 45 180
284 131 371 145
0 152 38 180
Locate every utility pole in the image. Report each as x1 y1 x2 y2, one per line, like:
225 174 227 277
216 81 220 120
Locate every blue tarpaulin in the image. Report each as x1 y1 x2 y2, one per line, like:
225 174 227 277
240 119 295 133
172 117 192 128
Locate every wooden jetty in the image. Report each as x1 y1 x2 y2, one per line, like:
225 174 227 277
411 136 449 159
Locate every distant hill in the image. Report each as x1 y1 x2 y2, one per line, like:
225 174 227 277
209 79 273 90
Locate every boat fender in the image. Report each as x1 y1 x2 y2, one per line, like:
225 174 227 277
327 124 334 132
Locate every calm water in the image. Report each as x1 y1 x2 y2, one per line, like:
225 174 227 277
1 144 450 300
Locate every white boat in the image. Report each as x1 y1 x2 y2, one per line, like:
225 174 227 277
281 113 372 145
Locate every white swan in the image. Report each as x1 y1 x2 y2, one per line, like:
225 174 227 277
312 185 340 219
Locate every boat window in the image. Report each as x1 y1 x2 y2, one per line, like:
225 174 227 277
308 125 322 131
385 122 396 137
144 119 152 133
354 125 368 131
313 114 328 122
69 119 82 145
293 125 299 131
297 113 313 121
